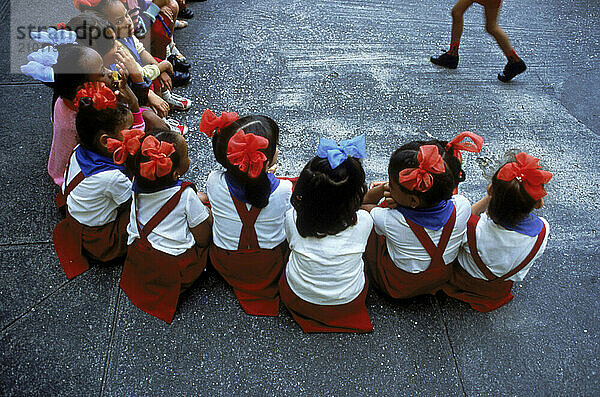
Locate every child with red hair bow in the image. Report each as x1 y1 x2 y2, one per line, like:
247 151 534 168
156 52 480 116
117 130 212 323
443 152 552 312
53 82 137 280
362 144 472 299
201 109 292 317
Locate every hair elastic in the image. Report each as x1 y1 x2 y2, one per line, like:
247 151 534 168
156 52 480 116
107 129 144 164
497 152 553 201
316 134 367 169
397 145 446 192
73 81 117 111
226 130 269 178
199 109 239 138
446 131 484 163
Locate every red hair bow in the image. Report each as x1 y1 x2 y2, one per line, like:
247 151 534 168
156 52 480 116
397 145 446 192
446 131 484 163
227 130 269 178
199 109 239 137
73 0 125 10
139 136 175 181
74 82 117 111
107 129 145 164
497 152 553 201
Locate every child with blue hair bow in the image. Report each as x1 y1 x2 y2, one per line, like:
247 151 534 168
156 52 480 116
279 134 374 333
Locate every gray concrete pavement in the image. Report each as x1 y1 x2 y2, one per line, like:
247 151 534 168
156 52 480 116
1 0 599 395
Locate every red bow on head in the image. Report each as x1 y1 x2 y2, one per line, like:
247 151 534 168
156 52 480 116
107 129 145 164
139 136 175 181
199 109 239 138
227 130 269 178
497 152 553 201
74 82 117 111
446 131 484 163
56 23 67 30
397 145 446 192
73 0 125 10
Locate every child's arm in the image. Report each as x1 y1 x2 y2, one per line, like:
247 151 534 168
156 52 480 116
139 50 173 91
190 216 213 248
471 194 491 216
361 183 386 213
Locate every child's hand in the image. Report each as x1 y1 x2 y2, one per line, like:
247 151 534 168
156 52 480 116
266 163 278 174
115 46 143 83
369 181 387 190
114 71 139 113
158 60 174 75
197 191 209 204
382 185 398 209
158 71 172 92
160 6 174 22
148 91 169 118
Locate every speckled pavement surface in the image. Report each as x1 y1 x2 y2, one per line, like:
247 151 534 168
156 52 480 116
1 0 599 395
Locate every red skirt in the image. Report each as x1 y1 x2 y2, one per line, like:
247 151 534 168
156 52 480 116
279 272 373 333
120 239 208 324
364 231 451 299
52 210 129 279
209 243 288 316
442 260 514 312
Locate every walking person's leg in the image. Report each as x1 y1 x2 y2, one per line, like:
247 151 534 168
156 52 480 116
431 0 475 69
484 3 527 81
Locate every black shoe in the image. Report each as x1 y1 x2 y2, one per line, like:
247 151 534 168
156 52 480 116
430 52 459 69
498 59 526 82
172 70 191 87
167 54 191 72
179 7 194 19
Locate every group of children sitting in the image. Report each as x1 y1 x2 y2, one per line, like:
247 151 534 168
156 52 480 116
22 1 553 333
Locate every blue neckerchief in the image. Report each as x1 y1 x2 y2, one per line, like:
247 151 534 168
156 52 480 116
132 178 182 194
224 172 280 204
396 199 455 231
117 37 142 64
500 213 543 237
75 146 125 177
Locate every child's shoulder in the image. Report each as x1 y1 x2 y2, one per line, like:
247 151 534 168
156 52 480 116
451 194 471 208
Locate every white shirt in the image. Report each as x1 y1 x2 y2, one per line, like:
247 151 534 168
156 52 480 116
63 150 132 227
285 209 373 305
370 195 471 273
206 170 293 250
457 213 550 282
127 184 210 256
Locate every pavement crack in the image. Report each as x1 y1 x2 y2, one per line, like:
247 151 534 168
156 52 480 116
431 295 467 397
0 240 53 248
99 288 122 397
0 278 72 334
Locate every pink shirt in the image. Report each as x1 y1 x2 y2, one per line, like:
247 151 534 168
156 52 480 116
48 97 77 186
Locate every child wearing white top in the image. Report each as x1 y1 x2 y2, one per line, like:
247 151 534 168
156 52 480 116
201 110 292 317
280 135 374 333
443 152 552 312
118 130 212 324
53 82 135 280
363 143 470 299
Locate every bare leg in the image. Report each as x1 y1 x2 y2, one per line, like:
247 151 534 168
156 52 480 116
484 5 515 58
451 0 476 46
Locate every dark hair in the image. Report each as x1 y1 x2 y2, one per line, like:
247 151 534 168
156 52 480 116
51 44 96 102
212 115 280 209
399 139 464 190
67 11 117 57
291 156 367 238
388 145 454 208
131 131 183 191
488 166 538 227
75 97 130 151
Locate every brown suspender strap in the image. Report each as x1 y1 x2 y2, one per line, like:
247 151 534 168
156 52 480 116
230 194 262 250
466 214 497 281
135 182 196 240
405 206 457 268
500 222 546 281
467 214 547 281
56 151 85 207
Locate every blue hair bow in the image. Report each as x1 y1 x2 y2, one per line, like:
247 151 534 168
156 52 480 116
316 134 367 169
30 28 77 46
20 46 58 83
